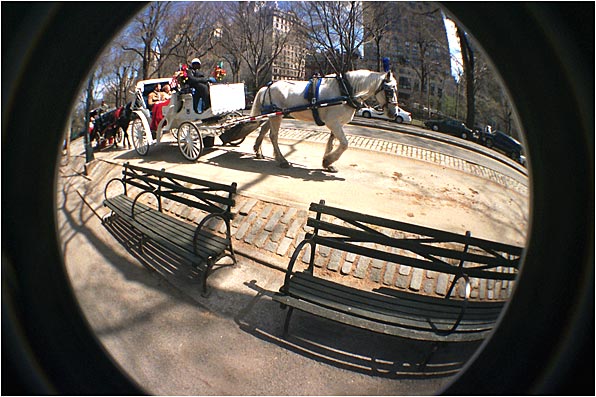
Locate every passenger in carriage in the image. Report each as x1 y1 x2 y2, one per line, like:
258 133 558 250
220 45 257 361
160 83 172 101
147 83 162 111
187 58 212 113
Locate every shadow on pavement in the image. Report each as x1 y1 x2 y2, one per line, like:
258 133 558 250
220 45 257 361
205 150 346 183
234 280 480 379
99 211 478 381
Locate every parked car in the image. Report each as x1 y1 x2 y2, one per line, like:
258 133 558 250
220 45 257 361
424 118 474 140
478 129 525 163
356 105 412 124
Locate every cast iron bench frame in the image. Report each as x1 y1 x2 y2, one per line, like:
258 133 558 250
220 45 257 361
273 200 522 343
103 162 237 297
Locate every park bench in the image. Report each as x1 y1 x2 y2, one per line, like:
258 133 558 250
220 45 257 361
273 200 523 343
103 162 237 296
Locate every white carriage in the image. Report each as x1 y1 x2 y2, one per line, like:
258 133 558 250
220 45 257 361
129 78 256 161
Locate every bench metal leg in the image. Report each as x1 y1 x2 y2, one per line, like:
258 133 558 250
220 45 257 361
200 261 213 298
282 307 294 337
138 234 146 254
419 341 441 372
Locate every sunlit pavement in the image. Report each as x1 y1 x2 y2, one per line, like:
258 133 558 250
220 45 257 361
57 123 528 394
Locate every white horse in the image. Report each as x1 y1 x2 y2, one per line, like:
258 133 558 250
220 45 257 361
249 70 399 172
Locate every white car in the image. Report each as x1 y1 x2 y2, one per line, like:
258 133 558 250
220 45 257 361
356 105 412 124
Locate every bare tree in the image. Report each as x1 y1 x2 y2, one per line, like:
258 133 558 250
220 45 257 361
158 2 220 75
83 74 95 164
397 6 445 111
120 2 172 79
99 49 139 107
294 1 365 74
212 5 247 83
361 2 395 72
221 2 292 92
456 24 475 128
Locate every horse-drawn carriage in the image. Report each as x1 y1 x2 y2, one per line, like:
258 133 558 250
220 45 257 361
128 78 265 161
90 104 132 149
127 68 399 171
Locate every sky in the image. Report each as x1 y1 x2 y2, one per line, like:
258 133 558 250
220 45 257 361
443 17 464 81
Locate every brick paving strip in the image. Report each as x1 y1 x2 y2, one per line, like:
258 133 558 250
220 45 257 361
163 192 515 302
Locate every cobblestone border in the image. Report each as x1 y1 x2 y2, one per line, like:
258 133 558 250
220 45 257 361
160 193 515 302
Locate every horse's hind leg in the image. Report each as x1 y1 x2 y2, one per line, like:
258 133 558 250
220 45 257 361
253 121 270 159
268 116 290 168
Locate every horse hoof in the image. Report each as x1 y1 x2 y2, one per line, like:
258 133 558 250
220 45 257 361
324 166 338 173
279 161 291 169
255 153 264 159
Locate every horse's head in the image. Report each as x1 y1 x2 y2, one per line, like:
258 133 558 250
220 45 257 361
374 71 398 120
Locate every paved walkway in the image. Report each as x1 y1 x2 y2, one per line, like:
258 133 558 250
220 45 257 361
79 124 527 303
276 126 528 196
59 124 528 394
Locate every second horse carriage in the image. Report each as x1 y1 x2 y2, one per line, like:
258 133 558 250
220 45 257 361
128 77 267 161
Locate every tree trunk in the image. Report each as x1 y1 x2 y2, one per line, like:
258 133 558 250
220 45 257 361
457 25 475 128
83 76 95 165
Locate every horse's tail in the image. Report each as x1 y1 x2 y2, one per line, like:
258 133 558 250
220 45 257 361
250 86 267 117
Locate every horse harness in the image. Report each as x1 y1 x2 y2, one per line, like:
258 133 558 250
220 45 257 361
261 73 396 127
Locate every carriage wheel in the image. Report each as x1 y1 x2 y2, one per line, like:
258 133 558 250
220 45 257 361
131 116 150 156
177 122 203 161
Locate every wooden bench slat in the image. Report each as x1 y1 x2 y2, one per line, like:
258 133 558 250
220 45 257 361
161 170 237 192
311 235 517 281
288 273 502 326
106 196 228 263
272 295 492 342
158 180 235 207
281 286 495 334
134 211 227 256
291 272 505 316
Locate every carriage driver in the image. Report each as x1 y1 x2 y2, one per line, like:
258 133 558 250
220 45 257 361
187 58 214 113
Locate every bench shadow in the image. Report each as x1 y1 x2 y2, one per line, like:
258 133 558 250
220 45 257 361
234 280 481 380
102 212 478 380
102 214 233 293
205 150 346 182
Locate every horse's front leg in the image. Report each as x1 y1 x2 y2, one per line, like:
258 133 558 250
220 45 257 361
268 116 290 168
253 121 270 159
322 123 349 173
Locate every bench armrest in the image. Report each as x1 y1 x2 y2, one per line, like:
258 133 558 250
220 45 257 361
131 190 160 219
281 237 316 294
193 212 231 256
104 178 126 201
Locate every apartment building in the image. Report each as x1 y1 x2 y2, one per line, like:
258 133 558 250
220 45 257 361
270 8 306 82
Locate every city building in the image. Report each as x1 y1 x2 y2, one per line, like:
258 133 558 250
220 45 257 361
270 8 306 81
